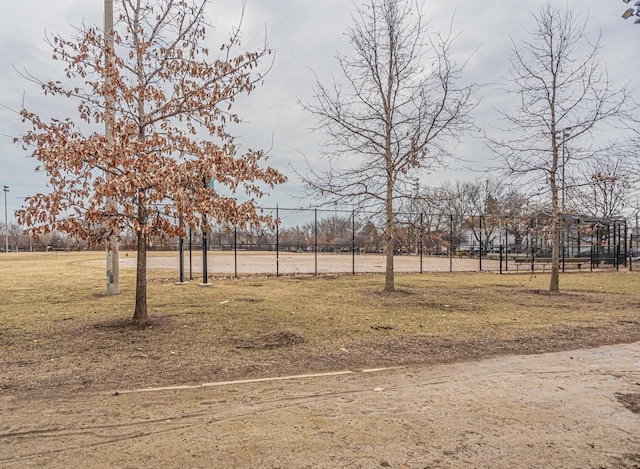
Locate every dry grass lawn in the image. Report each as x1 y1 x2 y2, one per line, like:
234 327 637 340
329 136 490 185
1 251 639 397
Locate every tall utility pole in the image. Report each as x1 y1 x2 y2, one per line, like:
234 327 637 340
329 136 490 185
560 127 571 219
105 0 120 294
3 186 8 253
636 210 639 255
559 127 571 257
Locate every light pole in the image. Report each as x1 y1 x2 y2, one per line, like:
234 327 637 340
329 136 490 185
104 0 119 295
622 1 640 23
3 186 8 253
635 210 639 256
561 127 571 220
562 128 569 258
555 127 571 258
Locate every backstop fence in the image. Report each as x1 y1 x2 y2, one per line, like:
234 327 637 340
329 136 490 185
163 207 636 278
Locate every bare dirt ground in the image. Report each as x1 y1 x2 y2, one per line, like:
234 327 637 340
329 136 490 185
118 251 500 274
1 342 639 468
2 253 639 467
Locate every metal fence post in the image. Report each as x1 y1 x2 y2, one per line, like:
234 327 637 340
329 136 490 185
179 234 185 283
504 223 509 272
530 223 534 273
234 226 238 278
202 224 208 285
276 205 279 277
449 213 453 273
631 233 634 272
314 208 318 276
624 222 628 268
419 212 424 274
189 228 193 280
352 210 355 275
479 215 483 271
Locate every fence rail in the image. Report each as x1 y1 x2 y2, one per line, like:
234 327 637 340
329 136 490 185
8 205 636 276
159 206 633 278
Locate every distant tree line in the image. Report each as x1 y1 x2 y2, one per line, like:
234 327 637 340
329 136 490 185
7 168 636 256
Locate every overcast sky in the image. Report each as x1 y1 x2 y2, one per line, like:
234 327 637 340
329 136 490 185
1 0 638 222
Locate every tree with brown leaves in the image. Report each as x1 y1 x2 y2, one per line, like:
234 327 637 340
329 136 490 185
15 0 285 323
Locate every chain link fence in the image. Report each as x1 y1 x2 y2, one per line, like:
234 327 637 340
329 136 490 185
158 207 633 277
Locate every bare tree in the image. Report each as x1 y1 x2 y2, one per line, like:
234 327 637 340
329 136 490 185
0 222 22 252
488 4 631 293
15 0 284 323
280 225 312 251
500 187 534 251
567 152 632 218
424 181 475 254
300 0 475 291
463 179 504 252
316 214 354 251
358 220 384 253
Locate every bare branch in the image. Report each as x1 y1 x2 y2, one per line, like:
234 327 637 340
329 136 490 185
299 0 476 291
486 4 634 293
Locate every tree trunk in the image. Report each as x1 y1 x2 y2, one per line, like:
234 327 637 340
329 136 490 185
132 226 147 324
132 190 148 324
132 3 148 324
550 206 561 292
384 168 395 292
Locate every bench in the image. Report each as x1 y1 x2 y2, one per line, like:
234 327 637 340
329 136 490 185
512 257 585 272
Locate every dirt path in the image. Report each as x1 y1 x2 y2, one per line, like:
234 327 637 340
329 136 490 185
2 342 639 468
